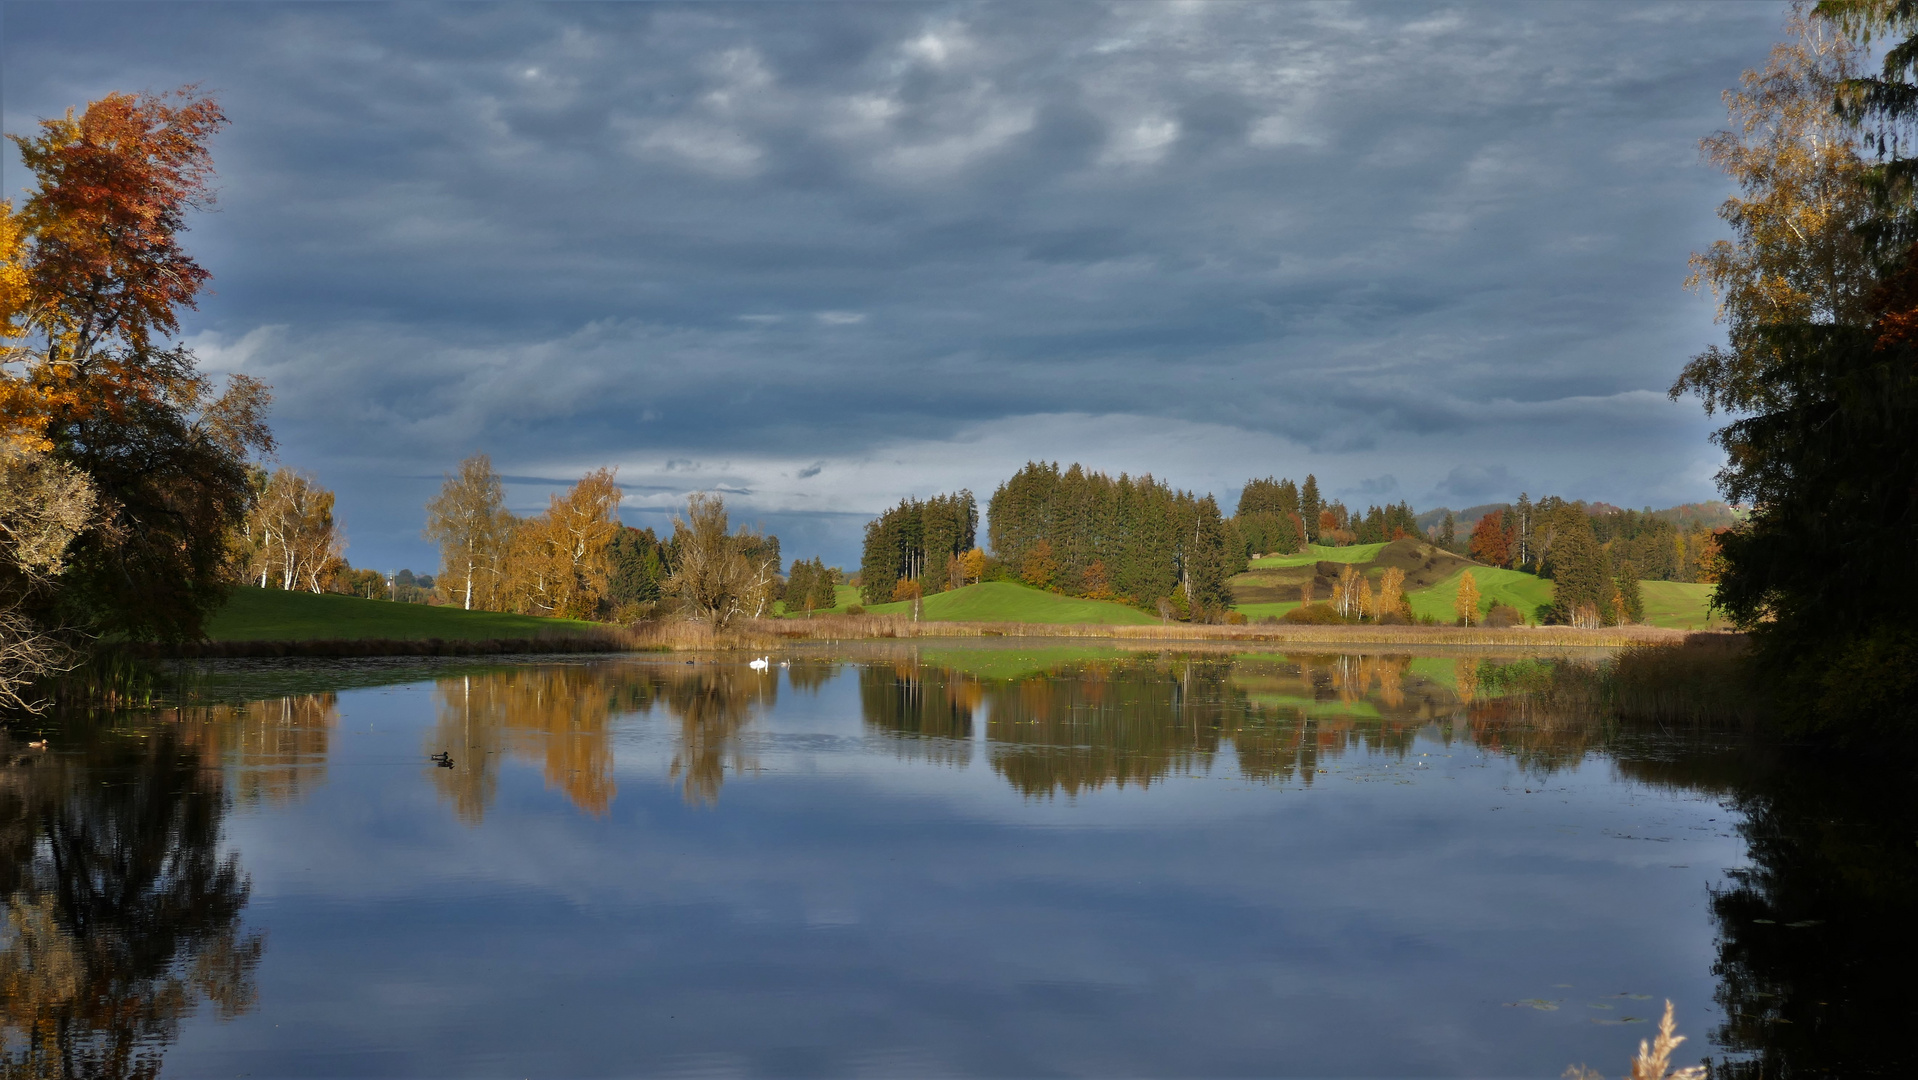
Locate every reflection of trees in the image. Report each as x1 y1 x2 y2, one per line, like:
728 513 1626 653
1613 745 1918 1079
430 662 777 816
656 667 771 806
860 662 974 768
980 659 1233 797
430 667 656 821
171 695 338 807
0 724 261 1079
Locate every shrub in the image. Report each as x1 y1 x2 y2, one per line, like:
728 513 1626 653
1485 603 1525 627
1283 603 1345 625
1224 611 1248 625
844 604 865 616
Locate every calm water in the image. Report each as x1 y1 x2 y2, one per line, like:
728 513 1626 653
1 645 1911 1079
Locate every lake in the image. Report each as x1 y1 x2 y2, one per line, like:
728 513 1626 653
1 644 1910 1078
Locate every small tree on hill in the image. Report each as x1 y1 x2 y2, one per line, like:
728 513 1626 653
1455 570 1481 627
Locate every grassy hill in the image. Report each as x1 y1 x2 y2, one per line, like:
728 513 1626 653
1249 542 1387 569
1638 581 1724 630
861 581 1160 625
1406 567 1555 624
207 586 605 642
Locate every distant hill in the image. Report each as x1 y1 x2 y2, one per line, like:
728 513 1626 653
1415 499 1744 532
1415 503 1510 531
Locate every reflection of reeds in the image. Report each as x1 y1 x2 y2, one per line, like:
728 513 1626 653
1564 999 1706 1080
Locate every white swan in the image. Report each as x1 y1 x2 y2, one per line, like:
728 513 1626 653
748 656 770 671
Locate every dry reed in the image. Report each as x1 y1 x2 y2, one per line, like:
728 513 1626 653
1564 1000 1706 1080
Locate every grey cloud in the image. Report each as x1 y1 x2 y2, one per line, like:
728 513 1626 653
2 1 1786 568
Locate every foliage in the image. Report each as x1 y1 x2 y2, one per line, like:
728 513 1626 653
2 87 271 645
505 468 623 620
236 467 343 593
0 446 96 709
425 453 512 611
859 491 976 605
606 525 666 613
985 461 1233 618
1468 511 1512 567
1454 570 1481 626
1679 5 1918 736
667 493 780 627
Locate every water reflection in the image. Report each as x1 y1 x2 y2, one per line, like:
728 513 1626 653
0 723 261 1079
1611 744 1918 1078
428 661 778 815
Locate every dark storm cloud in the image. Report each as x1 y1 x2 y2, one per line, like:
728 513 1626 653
3 1 1787 568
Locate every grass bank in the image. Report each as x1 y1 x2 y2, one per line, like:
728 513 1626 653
208 586 605 642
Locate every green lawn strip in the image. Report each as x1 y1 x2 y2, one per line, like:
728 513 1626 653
916 645 1129 681
1406 567 1556 624
862 581 1159 625
1239 691 1381 718
1249 542 1388 569
1637 581 1721 630
207 586 605 642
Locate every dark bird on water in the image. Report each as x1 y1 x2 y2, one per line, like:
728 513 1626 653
430 751 453 768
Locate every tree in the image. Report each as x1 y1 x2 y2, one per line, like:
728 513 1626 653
666 493 778 627
1678 4 1918 732
1544 504 1607 625
506 468 622 619
1300 475 1322 543
1677 10 1875 417
606 526 665 615
1440 511 1456 550
1455 570 1481 627
2 88 272 643
242 468 343 593
961 546 986 585
1468 512 1511 567
0 446 96 709
425 454 511 611
1379 566 1407 621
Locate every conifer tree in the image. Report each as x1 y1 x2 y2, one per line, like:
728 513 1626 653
1300 475 1322 543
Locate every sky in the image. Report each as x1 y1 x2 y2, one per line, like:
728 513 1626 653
3 1 1791 572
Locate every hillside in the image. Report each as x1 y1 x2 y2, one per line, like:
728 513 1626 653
207 586 606 642
862 581 1160 625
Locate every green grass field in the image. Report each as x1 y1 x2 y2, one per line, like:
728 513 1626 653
1405 567 1557 624
1638 581 1723 630
1249 542 1387 569
862 581 1160 625
206 586 605 642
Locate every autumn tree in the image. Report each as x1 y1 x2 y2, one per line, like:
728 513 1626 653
1468 511 1511 567
238 468 343 593
2 88 272 643
961 546 987 586
1379 566 1408 622
1455 570 1481 627
506 468 623 620
667 493 779 627
425 453 512 611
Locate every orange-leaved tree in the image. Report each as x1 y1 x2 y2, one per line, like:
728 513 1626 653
1455 570 1481 627
3 87 272 643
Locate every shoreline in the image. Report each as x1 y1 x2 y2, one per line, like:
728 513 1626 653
141 618 1715 658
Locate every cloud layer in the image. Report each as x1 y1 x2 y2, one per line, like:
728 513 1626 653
3 2 1786 568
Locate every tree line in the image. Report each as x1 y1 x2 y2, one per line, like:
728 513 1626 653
982 462 1236 620
1233 475 1418 555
